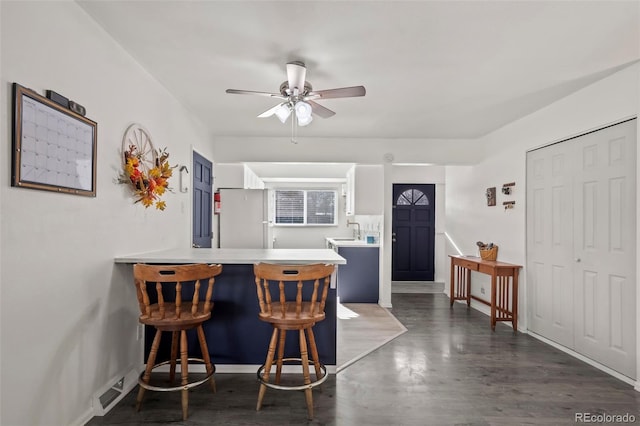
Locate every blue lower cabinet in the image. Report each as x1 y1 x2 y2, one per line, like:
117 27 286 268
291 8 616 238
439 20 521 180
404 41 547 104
337 246 379 303
144 263 337 366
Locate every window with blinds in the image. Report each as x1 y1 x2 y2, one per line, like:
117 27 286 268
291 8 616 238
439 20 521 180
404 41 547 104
275 190 305 224
275 189 337 225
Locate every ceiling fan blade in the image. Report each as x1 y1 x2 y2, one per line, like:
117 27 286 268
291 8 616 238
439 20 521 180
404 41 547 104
308 100 336 118
226 89 286 99
257 103 285 118
306 85 366 100
286 61 307 94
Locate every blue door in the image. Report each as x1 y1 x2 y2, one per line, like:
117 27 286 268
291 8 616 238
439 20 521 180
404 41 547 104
192 151 213 248
392 184 435 281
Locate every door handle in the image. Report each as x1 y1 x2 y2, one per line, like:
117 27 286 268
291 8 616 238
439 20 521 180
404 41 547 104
575 258 581 263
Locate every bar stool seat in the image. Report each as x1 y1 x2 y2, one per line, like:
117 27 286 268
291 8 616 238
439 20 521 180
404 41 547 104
253 263 335 420
133 263 222 421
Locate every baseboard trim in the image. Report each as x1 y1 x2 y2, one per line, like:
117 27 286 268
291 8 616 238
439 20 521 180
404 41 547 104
71 407 94 426
527 331 637 389
457 299 637 390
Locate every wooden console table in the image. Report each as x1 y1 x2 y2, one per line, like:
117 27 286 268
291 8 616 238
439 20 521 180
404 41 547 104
449 255 522 332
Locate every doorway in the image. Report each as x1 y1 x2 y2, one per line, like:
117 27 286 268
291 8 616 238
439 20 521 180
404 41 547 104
392 184 435 281
192 151 213 248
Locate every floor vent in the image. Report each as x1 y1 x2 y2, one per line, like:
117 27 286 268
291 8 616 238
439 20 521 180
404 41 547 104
99 377 124 409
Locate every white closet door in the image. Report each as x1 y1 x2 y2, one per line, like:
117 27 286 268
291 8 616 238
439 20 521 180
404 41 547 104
573 120 636 378
527 141 575 347
527 118 636 380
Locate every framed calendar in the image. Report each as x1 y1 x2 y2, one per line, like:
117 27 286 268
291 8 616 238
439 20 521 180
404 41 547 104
11 83 97 197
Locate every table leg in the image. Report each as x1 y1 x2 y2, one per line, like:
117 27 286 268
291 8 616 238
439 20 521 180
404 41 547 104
466 268 471 307
490 273 497 331
512 269 519 334
449 259 455 307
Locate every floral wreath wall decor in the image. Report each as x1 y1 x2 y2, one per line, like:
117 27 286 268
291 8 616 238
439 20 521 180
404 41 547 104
119 123 176 210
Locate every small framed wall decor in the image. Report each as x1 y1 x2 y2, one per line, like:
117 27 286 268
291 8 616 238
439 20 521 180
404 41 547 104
485 187 496 206
11 83 97 197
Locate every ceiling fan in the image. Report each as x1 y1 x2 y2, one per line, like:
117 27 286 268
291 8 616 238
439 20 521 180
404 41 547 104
225 61 366 127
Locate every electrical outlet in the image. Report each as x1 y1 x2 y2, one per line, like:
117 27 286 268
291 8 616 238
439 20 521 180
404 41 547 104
480 287 485 295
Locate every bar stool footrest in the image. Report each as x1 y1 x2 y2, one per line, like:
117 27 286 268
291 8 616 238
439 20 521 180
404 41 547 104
138 358 215 392
257 358 327 391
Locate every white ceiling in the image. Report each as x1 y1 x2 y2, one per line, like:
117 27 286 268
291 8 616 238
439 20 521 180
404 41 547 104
77 0 639 142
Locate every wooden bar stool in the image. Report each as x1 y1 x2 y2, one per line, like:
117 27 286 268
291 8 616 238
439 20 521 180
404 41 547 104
133 263 222 421
253 262 335 420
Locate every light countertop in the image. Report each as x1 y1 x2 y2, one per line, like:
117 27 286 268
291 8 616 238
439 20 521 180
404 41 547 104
114 247 346 265
326 237 380 248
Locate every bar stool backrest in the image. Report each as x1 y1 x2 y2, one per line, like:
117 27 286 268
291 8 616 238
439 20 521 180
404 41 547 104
133 263 222 324
254 263 335 321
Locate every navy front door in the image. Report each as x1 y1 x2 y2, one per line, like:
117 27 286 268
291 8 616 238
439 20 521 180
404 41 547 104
392 184 435 281
192 151 213 248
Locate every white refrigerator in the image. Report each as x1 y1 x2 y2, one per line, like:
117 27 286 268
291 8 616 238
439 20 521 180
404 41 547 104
218 188 271 248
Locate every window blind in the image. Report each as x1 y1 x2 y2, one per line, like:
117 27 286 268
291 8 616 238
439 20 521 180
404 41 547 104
275 189 336 225
275 190 304 224
306 190 335 224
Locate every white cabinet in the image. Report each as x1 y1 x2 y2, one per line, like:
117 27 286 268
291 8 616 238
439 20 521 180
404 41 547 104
354 165 383 214
345 166 355 216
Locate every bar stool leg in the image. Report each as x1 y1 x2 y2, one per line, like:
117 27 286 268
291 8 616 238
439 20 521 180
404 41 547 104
196 324 216 393
275 329 287 384
257 328 279 411
180 330 189 421
299 329 313 420
137 328 162 411
306 327 323 381
169 331 179 384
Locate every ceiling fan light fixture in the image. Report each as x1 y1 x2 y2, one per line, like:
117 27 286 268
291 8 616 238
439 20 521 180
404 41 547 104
297 114 313 127
226 61 366 136
294 101 312 120
275 103 292 123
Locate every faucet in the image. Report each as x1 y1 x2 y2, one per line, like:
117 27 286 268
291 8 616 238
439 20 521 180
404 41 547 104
347 221 361 240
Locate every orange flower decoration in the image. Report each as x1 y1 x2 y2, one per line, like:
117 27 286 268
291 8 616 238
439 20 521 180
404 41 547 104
120 145 175 210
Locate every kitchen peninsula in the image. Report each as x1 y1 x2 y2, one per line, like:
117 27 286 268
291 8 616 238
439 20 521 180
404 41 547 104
115 248 346 371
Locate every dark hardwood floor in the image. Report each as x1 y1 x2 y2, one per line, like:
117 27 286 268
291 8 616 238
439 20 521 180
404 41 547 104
87 293 640 425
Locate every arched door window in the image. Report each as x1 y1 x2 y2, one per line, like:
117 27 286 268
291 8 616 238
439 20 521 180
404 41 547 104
396 189 429 206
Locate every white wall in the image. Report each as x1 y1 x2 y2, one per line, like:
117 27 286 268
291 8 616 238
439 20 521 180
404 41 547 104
445 63 639 384
214 163 245 188
212 136 481 165
0 3 212 425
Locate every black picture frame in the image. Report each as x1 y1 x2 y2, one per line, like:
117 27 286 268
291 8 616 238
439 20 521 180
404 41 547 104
11 83 97 197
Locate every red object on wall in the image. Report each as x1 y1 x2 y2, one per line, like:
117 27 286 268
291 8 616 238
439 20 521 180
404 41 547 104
214 191 221 214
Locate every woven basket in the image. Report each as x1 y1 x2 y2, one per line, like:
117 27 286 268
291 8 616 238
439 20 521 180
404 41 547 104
479 246 498 261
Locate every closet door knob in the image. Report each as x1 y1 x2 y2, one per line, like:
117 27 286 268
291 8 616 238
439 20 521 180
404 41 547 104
575 258 581 263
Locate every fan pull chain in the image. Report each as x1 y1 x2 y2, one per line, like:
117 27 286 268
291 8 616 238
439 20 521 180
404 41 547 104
291 109 298 144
